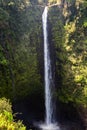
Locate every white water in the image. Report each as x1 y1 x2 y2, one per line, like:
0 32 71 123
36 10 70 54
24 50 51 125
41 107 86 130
42 6 53 125
42 6 60 130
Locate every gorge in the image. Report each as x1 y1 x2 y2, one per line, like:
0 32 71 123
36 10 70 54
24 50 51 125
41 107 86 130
0 0 87 130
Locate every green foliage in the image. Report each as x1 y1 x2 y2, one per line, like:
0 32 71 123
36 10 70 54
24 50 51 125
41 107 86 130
4 110 13 121
83 19 87 27
56 0 87 106
0 113 26 130
0 8 9 22
0 0 43 100
0 98 26 130
0 98 12 113
0 0 87 108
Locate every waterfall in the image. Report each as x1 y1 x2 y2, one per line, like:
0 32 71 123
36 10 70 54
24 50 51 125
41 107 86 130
40 6 59 130
42 6 54 125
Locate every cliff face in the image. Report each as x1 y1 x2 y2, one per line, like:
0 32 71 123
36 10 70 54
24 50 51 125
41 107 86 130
49 1 87 127
46 1 87 127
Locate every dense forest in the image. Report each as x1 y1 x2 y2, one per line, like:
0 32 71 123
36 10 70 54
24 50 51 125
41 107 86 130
0 0 87 129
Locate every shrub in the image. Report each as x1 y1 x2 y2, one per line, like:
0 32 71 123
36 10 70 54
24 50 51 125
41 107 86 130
0 97 12 113
0 98 26 130
0 113 26 130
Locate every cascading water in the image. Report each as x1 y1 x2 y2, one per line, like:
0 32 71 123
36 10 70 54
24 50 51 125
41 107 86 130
41 6 60 130
42 6 53 125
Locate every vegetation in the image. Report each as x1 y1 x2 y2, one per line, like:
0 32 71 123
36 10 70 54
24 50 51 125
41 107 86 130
58 0 87 106
0 98 26 130
0 0 87 126
0 0 43 100
47 0 87 107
